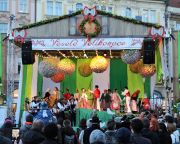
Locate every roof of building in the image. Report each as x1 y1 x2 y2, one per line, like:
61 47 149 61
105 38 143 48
17 10 162 30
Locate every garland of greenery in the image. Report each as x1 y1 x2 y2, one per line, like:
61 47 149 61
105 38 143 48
79 18 101 38
16 10 161 30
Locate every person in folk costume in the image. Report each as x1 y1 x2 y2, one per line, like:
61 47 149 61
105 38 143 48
131 90 140 114
63 88 71 101
57 98 68 120
122 86 132 113
44 88 51 107
74 89 80 108
111 89 121 112
49 87 59 108
80 88 90 109
30 96 40 116
68 96 77 126
90 85 101 110
100 89 108 111
142 95 151 111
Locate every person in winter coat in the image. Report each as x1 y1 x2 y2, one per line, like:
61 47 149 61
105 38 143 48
19 114 33 139
22 119 45 144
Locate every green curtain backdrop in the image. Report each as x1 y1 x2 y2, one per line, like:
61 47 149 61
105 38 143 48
144 77 151 98
178 32 180 93
155 45 163 83
37 57 43 97
110 59 127 96
76 59 92 99
127 66 144 98
25 65 33 100
60 59 77 95
0 34 2 84
20 65 27 114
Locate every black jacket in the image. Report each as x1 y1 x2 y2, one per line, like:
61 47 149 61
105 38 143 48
131 133 152 144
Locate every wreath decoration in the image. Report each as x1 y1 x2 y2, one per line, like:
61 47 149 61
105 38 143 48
79 18 101 38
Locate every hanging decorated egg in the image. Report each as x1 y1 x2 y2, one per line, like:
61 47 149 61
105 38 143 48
38 57 59 78
51 72 65 83
90 56 109 73
78 62 92 77
129 60 143 73
58 58 75 75
139 64 156 77
121 50 141 64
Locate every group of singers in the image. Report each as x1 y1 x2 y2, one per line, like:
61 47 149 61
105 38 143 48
28 85 150 116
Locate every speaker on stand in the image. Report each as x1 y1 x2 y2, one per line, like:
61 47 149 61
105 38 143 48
21 41 35 65
143 38 155 64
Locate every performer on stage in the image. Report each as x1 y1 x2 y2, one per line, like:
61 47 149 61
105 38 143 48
142 97 151 111
49 87 59 108
100 89 107 111
79 88 89 109
131 90 140 113
111 89 121 112
91 85 100 110
21 98 30 125
63 88 71 101
122 86 131 113
68 96 77 126
74 89 80 108
57 98 68 120
44 88 51 107
30 96 40 115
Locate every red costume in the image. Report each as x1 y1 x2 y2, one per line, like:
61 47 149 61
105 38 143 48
142 98 150 110
63 92 71 100
94 89 100 99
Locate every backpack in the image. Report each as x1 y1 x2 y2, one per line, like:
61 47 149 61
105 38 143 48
64 135 75 144
105 131 117 144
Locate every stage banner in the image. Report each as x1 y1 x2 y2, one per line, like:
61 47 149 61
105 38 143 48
110 59 127 98
178 32 180 92
155 44 163 83
32 38 143 50
37 57 43 97
0 34 2 83
76 59 92 100
60 59 77 96
93 59 110 95
127 66 144 98
20 65 27 114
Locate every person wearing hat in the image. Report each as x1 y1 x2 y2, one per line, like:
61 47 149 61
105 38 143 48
89 129 106 144
115 127 131 144
57 98 69 120
68 95 77 126
83 116 104 144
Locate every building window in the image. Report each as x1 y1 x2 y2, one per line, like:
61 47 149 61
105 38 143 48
19 0 27 13
69 17 76 35
177 23 180 30
101 6 106 11
125 7 131 18
0 0 8 11
149 10 156 23
0 23 8 33
108 7 112 13
76 3 83 11
95 5 100 10
142 9 148 22
101 16 108 35
55 2 62 16
46 0 53 15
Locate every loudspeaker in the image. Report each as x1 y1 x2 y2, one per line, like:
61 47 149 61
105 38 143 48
22 41 35 65
143 39 155 64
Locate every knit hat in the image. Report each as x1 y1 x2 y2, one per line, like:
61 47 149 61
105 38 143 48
115 127 131 143
89 129 105 144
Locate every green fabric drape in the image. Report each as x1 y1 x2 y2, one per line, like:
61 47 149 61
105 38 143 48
155 45 163 83
37 57 43 97
76 59 92 99
178 32 180 93
25 65 33 100
144 77 151 98
60 59 77 95
0 34 2 83
20 65 27 114
110 59 127 97
127 66 144 98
